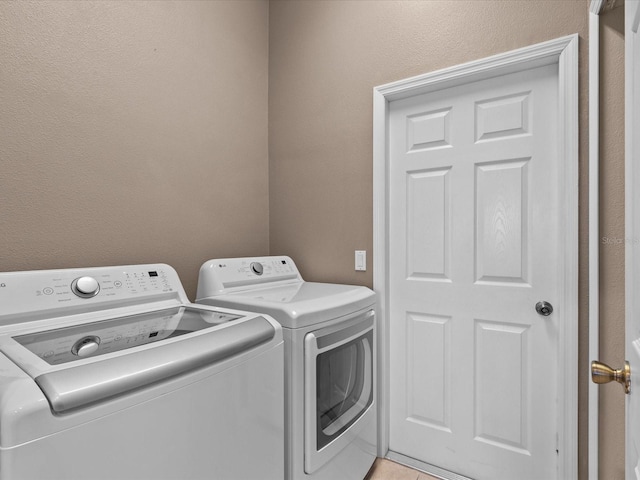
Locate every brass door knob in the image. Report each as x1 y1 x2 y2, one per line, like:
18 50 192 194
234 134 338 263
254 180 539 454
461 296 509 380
591 360 631 394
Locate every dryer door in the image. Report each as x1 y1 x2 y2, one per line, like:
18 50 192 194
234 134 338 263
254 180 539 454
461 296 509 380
304 309 375 474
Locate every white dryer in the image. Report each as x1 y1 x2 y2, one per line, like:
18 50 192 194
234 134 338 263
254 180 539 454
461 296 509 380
196 256 377 480
0 264 284 480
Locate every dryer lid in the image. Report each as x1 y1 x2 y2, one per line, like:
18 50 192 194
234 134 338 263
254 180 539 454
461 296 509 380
199 282 376 328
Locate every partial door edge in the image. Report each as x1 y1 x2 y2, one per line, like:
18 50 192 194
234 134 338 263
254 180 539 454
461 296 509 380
588 2 604 479
626 1 640 478
373 34 579 480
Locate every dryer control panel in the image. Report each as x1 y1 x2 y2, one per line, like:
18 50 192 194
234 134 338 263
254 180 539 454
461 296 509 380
197 256 303 298
0 264 187 325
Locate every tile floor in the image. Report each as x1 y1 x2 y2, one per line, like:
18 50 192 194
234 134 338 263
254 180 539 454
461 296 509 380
364 458 440 480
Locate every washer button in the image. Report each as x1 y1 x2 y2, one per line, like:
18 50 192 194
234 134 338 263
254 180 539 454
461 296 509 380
43 287 54 295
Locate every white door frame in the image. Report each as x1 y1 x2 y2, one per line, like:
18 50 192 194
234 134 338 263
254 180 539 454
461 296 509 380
373 35 579 479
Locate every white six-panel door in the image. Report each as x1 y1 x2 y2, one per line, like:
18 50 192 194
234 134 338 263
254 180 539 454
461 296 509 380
388 64 561 479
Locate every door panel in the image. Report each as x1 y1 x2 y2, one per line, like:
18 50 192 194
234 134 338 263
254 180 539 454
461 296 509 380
406 312 452 431
389 64 559 480
475 158 530 284
474 320 530 453
406 168 451 280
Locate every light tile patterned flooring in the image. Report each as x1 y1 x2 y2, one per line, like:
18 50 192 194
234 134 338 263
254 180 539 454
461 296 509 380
364 458 440 480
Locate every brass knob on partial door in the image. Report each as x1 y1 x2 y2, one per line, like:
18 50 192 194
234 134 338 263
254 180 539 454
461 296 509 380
591 360 631 394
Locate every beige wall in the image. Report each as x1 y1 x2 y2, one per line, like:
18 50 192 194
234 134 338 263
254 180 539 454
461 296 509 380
0 0 627 478
599 4 626 479
0 0 270 299
269 1 614 479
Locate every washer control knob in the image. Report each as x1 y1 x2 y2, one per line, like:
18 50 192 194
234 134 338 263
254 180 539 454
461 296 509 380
250 262 264 275
71 336 101 357
71 276 100 298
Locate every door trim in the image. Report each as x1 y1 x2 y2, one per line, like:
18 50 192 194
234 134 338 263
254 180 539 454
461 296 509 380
373 35 579 479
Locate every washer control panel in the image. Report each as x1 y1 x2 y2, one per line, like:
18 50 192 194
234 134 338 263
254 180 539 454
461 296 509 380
0 264 185 322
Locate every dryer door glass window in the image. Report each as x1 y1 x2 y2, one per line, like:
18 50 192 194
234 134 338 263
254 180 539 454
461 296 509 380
316 329 373 450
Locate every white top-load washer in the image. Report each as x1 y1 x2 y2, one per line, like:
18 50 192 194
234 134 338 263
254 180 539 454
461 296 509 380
196 256 377 480
0 264 284 480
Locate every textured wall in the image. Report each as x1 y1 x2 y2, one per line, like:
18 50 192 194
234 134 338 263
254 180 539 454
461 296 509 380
0 0 269 299
0 0 626 477
269 0 595 478
599 5 625 480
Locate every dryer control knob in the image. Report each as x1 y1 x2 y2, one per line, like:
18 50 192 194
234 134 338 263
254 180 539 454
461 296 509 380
250 262 264 275
71 276 100 298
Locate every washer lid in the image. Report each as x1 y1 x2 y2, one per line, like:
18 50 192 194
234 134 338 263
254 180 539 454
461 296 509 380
199 282 376 328
0 306 277 413
13 307 243 366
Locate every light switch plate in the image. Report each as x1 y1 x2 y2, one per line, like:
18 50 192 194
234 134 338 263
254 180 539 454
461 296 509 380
355 250 366 271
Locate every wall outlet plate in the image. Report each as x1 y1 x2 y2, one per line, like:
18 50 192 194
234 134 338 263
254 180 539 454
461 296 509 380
355 250 366 271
